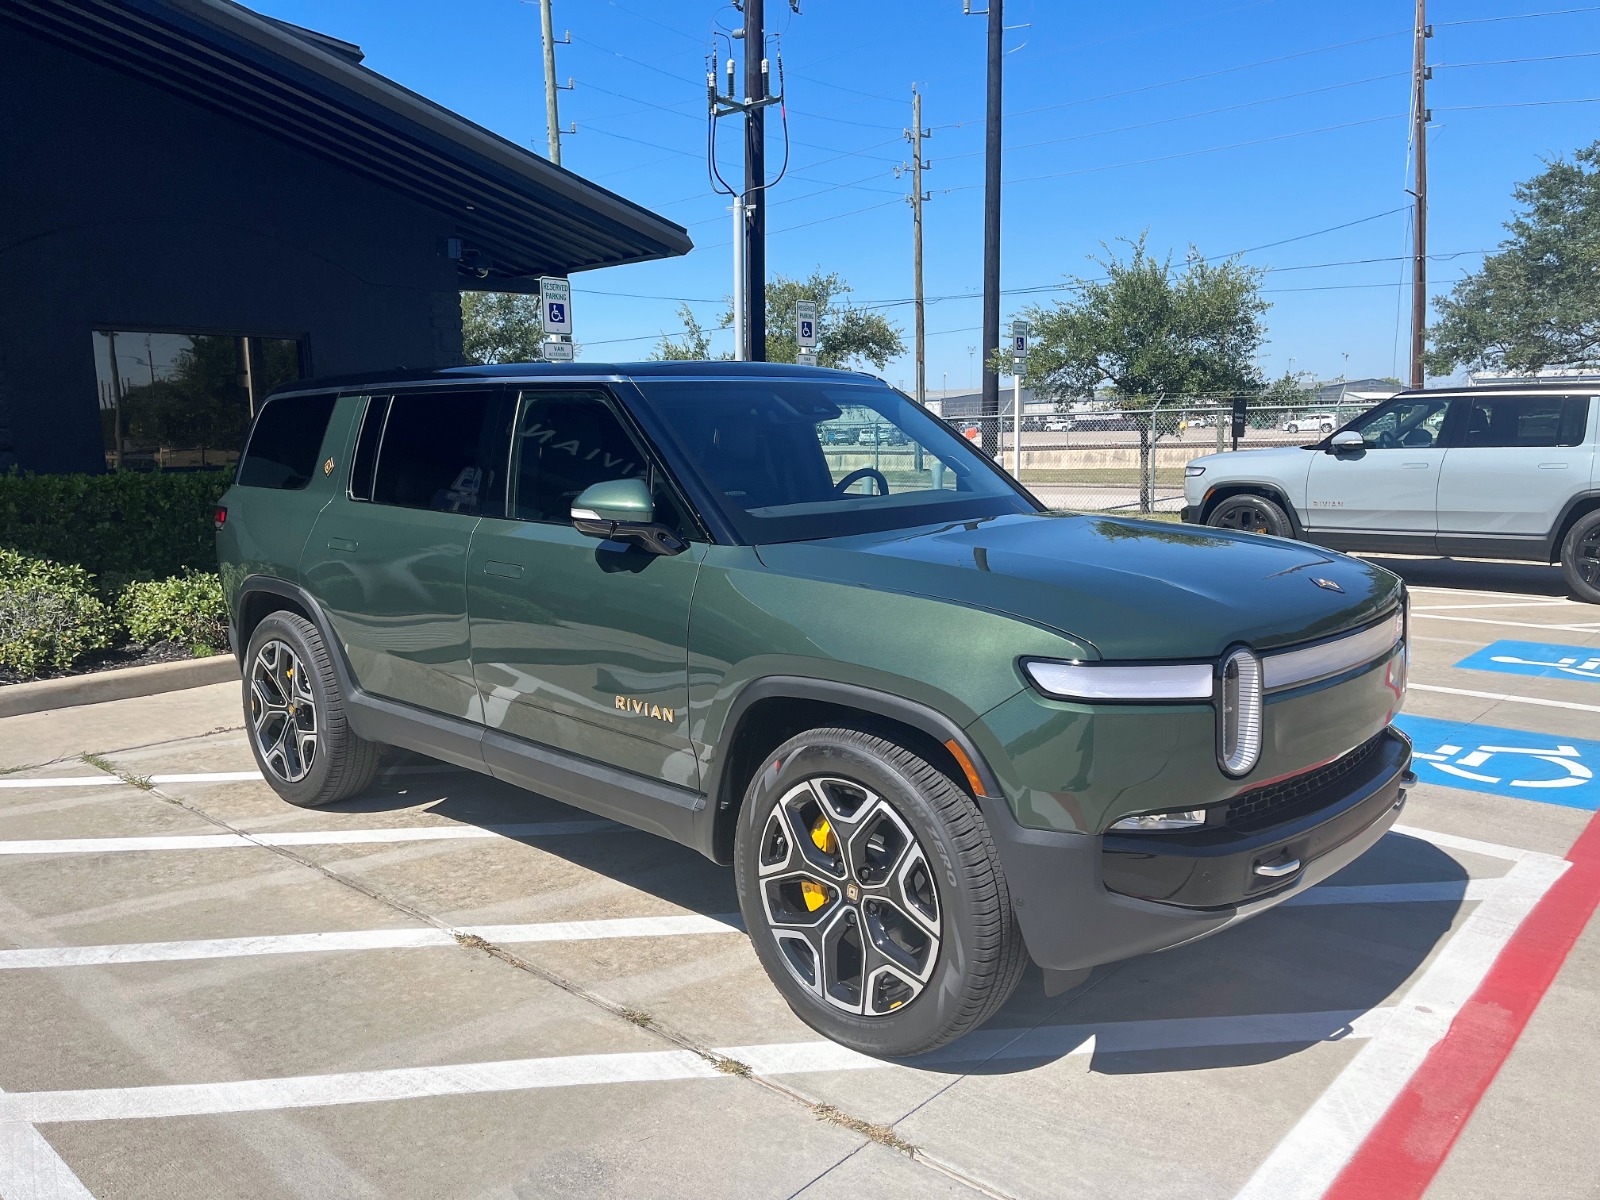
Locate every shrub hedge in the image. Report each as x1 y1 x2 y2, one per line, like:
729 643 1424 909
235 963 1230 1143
0 549 119 677
120 572 229 656
0 470 230 582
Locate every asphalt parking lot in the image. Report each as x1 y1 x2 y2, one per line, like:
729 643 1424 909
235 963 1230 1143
1 557 1597 1200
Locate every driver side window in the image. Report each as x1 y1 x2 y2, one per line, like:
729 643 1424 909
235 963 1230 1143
1349 397 1452 449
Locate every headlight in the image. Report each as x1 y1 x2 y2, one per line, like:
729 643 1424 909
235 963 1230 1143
1218 646 1263 776
1109 809 1207 832
1185 464 1206 477
1023 660 1214 701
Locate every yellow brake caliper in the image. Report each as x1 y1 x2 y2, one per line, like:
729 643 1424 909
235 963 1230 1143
801 816 838 911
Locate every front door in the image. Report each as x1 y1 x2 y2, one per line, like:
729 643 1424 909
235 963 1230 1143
304 388 508 721
466 386 705 786
1436 394 1596 548
1303 394 1458 544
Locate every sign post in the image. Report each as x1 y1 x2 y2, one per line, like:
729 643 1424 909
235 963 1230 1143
1010 319 1030 477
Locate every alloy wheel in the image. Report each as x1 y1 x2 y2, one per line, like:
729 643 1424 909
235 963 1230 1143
1577 527 1600 587
1214 503 1274 535
249 639 318 784
756 777 942 1017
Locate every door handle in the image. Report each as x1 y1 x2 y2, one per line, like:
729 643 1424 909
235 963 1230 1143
1538 463 1569 469
327 537 358 552
1401 462 1429 470
484 560 524 579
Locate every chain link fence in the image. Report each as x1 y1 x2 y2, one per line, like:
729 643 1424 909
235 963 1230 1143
937 399 1376 514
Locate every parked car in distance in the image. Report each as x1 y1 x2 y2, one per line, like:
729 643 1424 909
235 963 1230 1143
820 424 860 445
218 361 1414 1056
858 423 908 446
1281 412 1337 435
1069 411 1136 432
1183 384 1600 602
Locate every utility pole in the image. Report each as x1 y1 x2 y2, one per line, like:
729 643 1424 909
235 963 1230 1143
966 0 1004 452
1410 0 1431 389
743 0 767 360
906 86 931 405
538 0 564 165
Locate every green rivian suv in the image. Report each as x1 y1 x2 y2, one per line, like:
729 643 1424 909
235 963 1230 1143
217 362 1414 1056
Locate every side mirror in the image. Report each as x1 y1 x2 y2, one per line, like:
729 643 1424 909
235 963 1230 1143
571 479 686 556
1328 430 1364 454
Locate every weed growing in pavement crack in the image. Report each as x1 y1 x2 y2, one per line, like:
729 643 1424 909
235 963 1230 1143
619 1008 653 1027
453 933 492 952
711 1057 750 1076
811 1104 916 1155
81 752 152 790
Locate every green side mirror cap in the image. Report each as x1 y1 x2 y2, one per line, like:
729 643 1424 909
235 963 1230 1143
572 478 654 525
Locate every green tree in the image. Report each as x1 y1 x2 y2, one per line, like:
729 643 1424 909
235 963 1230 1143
1016 234 1269 510
1427 142 1600 374
1259 371 1316 406
731 270 905 370
461 292 545 364
651 304 722 361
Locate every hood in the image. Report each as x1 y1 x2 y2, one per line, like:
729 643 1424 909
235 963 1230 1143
1187 444 1316 473
756 513 1403 660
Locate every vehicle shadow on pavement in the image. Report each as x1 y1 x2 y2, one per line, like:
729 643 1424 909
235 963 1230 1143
1363 555 1570 597
324 761 1465 1079
909 830 1467 1077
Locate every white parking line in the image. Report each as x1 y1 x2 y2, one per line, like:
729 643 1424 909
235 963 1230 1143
1392 823 1540 864
0 1010 1394 1125
1233 849 1569 1200
0 914 743 970
1409 682 1600 715
0 820 615 856
1411 601 1577 612
0 767 459 790
1410 612 1600 634
0 1106 96 1199
1406 587 1579 604
0 876 1495 973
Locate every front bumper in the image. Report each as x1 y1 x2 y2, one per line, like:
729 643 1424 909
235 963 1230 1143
989 727 1413 971
1179 504 1200 523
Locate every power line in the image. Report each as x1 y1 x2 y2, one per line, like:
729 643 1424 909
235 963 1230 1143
1438 50 1600 68
1435 5 1600 26
1437 96 1600 111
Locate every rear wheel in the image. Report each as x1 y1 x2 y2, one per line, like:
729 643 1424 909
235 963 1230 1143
1206 494 1294 538
1560 510 1600 604
243 612 382 807
734 727 1027 1057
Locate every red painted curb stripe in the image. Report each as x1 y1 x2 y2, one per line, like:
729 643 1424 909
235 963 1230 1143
1323 810 1600 1200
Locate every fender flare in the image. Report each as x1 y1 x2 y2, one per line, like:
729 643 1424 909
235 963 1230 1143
1200 481 1306 539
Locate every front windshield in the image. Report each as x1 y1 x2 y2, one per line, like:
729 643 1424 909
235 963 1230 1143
634 379 1038 543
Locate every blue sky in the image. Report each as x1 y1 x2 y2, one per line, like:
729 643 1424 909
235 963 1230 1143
252 0 1600 388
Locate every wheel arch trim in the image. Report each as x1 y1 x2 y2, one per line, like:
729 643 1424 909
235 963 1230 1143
1200 482 1306 537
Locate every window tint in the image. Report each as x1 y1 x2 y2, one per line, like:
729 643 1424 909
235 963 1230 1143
508 390 689 533
1457 396 1590 449
1347 396 1452 449
348 396 389 501
235 393 336 490
370 390 505 516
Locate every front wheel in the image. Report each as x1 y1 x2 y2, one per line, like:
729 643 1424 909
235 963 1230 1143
1206 494 1294 538
734 727 1027 1057
243 612 382 807
1560 510 1600 604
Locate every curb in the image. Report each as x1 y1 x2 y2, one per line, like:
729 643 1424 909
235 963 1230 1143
0 655 240 719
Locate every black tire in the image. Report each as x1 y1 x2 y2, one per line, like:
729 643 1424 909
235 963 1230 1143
243 612 382 807
1320 422 1334 434
1206 493 1294 538
733 726 1028 1057
1559 510 1600 604
1286 423 1300 434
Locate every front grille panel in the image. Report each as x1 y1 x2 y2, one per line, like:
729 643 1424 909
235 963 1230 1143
1223 735 1385 833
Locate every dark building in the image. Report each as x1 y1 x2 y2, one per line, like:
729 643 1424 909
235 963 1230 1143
0 0 690 474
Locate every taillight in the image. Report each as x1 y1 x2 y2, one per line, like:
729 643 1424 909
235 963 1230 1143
214 506 228 531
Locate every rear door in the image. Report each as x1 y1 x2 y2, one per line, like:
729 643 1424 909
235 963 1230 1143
1436 393 1595 553
466 385 705 784
1302 394 1457 545
303 387 509 719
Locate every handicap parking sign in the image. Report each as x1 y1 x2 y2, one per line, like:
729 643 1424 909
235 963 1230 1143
547 302 566 326
1454 639 1600 684
1394 712 1600 811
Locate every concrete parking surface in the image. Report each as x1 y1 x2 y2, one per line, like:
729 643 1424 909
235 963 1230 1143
1 556 1597 1199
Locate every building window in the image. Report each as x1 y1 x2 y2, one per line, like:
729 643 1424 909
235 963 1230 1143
92 330 303 470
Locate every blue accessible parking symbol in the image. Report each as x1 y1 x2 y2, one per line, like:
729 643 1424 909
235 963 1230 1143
1394 713 1600 811
1454 639 1600 684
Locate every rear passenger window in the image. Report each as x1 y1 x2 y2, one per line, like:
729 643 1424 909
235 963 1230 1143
236 393 336 490
369 390 506 516
1459 396 1590 448
348 396 389 501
